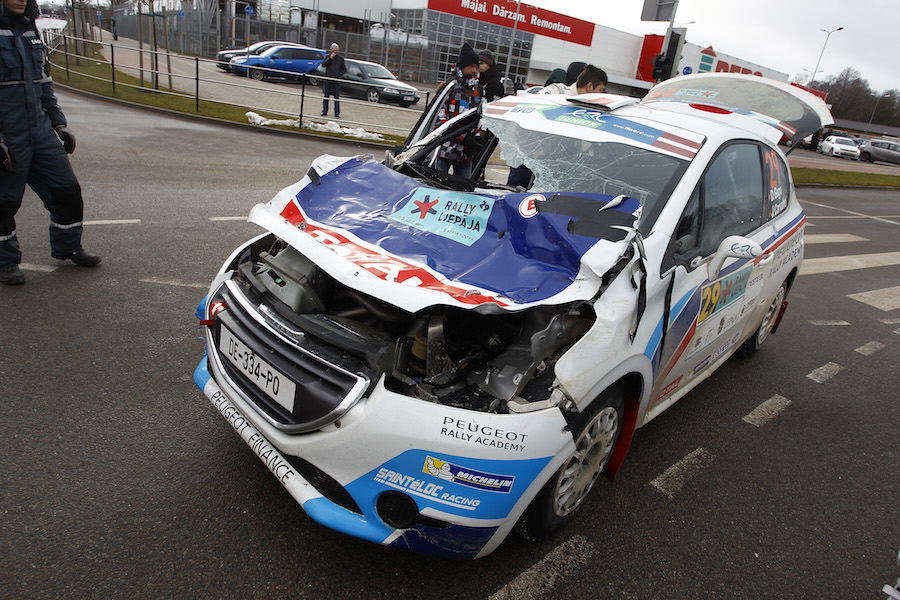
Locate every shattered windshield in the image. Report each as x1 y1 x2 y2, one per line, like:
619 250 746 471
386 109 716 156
484 115 687 233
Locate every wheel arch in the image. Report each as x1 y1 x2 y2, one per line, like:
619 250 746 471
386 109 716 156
560 370 645 482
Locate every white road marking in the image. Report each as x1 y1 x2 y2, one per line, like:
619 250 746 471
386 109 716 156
19 263 57 273
801 201 900 226
855 341 885 356
804 233 868 244
806 362 844 383
488 535 599 600
847 286 900 311
743 395 792 427
139 277 208 289
800 251 900 276
84 219 141 225
809 320 851 326
881 318 900 325
210 216 248 221
650 447 715 500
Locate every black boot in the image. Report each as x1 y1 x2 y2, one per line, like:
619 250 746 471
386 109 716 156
0 265 25 285
52 249 102 267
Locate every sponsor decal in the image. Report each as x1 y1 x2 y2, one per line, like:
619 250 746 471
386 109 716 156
536 106 702 159
518 194 543 218
279 200 508 307
657 376 682 400
698 267 753 324
440 416 529 453
390 188 494 247
210 390 296 486
374 467 481 510
423 456 515 493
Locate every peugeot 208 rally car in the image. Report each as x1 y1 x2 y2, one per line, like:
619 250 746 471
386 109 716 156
194 73 832 558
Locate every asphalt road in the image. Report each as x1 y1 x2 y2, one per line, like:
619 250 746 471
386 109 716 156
1 91 898 600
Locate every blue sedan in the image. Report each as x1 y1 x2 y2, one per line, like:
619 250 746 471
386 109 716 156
230 45 325 82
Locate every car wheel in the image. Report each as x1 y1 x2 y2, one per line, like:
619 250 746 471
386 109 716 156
516 392 623 541
738 282 786 357
366 87 381 103
860 152 871 162
250 68 266 81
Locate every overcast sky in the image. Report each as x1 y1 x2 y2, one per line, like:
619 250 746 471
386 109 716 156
526 0 898 93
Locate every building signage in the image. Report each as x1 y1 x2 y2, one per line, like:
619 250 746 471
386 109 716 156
427 0 594 46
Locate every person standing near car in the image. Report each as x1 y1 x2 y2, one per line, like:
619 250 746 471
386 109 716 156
477 49 503 102
320 43 346 118
0 0 101 286
434 43 484 178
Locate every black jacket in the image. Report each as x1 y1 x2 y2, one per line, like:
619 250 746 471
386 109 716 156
321 53 347 78
479 67 504 102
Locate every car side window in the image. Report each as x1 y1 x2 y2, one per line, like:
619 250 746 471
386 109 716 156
347 63 362 78
669 142 767 263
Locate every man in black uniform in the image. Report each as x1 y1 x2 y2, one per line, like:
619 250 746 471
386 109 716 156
0 0 100 285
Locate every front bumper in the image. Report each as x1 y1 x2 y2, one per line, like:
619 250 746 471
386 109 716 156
194 346 571 558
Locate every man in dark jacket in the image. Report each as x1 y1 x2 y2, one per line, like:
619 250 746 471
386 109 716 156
320 43 347 118
434 43 485 178
1 0 100 285
477 49 503 102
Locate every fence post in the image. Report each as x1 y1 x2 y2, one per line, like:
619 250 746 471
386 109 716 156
195 57 200 112
299 80 305 124
62 34 70 80
110 43 115 94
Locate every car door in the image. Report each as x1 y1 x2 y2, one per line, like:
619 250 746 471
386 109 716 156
265 47 292 76
294 48 324 74
342 60 367 99
647 140 796 414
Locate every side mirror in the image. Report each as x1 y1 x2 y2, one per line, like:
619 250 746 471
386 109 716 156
708 235 762 279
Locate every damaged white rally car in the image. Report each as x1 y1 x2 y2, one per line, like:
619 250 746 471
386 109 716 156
194 73 831 558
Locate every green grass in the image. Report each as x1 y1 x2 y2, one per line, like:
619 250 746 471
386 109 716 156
790 167 900 188
50 45 405 146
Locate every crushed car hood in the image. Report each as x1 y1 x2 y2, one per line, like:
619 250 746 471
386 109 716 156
249 155 641 313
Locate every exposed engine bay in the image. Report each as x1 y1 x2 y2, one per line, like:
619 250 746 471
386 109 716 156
232 233 597 413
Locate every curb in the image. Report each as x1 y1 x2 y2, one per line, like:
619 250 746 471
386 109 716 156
55 82 394 153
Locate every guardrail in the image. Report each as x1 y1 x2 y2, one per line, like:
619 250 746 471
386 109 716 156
46 32 431 142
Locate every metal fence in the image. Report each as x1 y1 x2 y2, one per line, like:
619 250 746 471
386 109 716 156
45 31 428 141
108 8 430 85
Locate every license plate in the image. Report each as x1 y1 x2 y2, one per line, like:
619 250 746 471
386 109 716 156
402 95 414 101
218 326 296 412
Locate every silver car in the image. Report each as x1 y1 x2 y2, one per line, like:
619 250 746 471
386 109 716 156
859 139 900 165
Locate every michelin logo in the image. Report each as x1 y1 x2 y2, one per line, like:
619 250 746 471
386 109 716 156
423 456 515 494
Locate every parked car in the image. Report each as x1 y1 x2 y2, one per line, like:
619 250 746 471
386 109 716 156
230 45 325 82
859 138 900 165
315 58 420 106
216 40 304 72
193 73 831 559
818 135 860 160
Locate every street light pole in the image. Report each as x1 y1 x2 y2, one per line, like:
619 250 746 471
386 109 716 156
810 26 843 86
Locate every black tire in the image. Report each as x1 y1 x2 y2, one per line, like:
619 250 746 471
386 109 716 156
365 87 380 103
250 68 266 81
516 392 624 541
860 152 872 163
738 282 787 357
